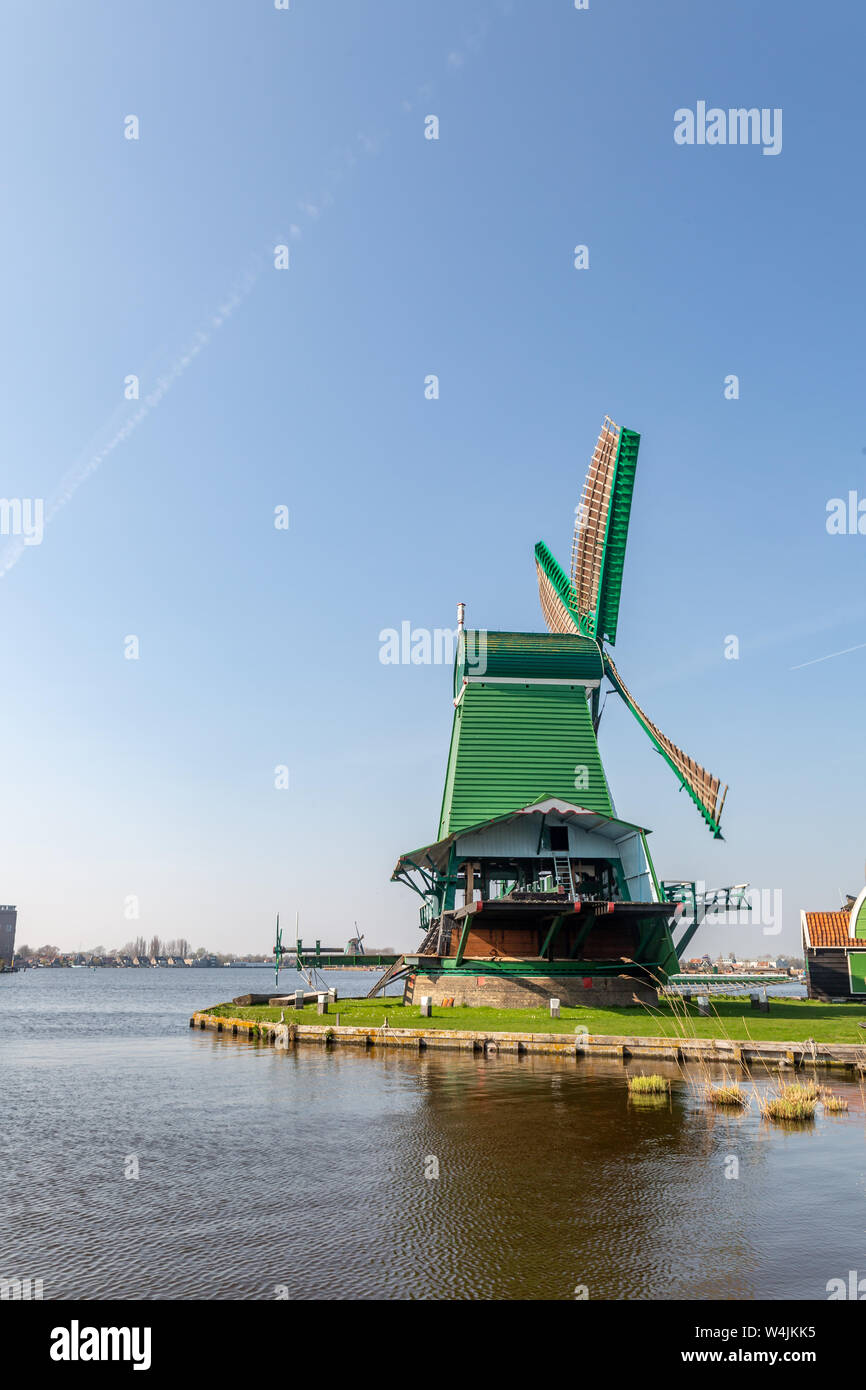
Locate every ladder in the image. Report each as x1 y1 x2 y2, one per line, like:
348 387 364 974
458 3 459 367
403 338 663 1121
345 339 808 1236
552 856 575 898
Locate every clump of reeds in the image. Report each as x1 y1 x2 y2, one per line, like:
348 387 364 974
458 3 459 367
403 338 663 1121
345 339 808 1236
705 1081 748 1108
760 1083 818 1123
628 1074 670 1095
820 1090 849 1113
783 1080 820 1102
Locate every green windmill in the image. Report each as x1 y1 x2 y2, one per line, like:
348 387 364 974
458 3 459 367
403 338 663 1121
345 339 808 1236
389 415 734 1008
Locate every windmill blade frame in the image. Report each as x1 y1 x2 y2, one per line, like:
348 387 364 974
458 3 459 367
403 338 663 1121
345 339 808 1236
569 417 641 644
604 653 728 839
535 539 580 634
535 413 727 839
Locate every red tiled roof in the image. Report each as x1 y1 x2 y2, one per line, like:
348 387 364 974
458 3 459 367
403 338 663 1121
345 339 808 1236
804 912 850 948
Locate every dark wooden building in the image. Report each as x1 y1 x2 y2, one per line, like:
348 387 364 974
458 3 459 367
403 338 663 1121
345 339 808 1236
802 888 866 1000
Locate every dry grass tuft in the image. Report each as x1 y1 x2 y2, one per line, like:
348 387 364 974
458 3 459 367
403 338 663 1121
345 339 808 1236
760 1082 817 1123
820 1090 849 1113
706 1081 749 1108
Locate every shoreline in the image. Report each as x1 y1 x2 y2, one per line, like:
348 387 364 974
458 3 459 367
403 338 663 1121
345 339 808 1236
189 1010 866 1072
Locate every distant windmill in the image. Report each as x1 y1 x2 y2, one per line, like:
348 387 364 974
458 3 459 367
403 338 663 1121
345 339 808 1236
534 416 727 837
273 912 283 987
347 923 365 955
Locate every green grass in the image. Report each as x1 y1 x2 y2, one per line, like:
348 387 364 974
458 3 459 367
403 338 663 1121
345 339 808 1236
628 1074 670 1094
761 1083 818 1123
705 1082 749 1108
199 995 866 1046
821 1091 850 1113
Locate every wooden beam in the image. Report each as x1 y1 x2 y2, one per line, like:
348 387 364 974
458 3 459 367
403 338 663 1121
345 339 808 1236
464 861 475 906
454 903 481 966
569 911 597 958
540 913 566 961
633 919 658 962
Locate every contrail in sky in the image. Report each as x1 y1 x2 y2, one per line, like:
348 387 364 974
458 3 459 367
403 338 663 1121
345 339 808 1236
0 11 498 581
0 258 262 580
790 641 866 670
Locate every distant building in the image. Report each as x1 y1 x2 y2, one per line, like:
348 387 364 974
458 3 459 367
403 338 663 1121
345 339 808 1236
802 886 866 1000
0 905 17 970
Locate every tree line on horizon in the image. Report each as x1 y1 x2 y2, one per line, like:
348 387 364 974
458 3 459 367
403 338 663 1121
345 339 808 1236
16 936 214 961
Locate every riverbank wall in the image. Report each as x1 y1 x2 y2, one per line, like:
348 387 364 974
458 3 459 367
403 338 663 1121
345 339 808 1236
189 1011 866 1072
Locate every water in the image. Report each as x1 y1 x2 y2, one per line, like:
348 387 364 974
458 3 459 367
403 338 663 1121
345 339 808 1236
2 968 865 1300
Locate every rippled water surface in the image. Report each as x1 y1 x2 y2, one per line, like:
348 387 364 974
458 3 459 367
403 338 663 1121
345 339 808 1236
2 968 865 1300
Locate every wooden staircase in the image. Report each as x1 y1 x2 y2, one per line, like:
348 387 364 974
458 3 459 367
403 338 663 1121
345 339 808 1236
366 917 442 998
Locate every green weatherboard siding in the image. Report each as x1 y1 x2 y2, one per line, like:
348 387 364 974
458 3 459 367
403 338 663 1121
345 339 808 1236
853 894 866 940
438 682 613 837
849 952 866 993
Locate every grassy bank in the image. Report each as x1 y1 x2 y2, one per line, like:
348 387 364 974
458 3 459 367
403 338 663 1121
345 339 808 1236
200 995 866 1046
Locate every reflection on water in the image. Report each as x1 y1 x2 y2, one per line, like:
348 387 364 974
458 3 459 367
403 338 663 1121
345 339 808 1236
1 969 865 1300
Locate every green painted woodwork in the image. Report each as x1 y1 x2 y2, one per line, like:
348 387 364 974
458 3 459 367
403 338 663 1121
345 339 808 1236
596 428 640 645
440 846 459 913
453 915 472 967
611 859 631 903
455 628 604 692
534 540 581 631
634 920 658 963
849 951 866 994
568 912 597 957
641 832 663 901
431 957 651 977
291 952 401 968
853 892 866 939
438 681 613 838
657 932 680 979
540 913 567 959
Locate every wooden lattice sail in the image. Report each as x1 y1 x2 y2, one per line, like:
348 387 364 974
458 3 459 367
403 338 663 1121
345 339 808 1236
535 547 579 634
604 655 727 838
535 414 728 838
571 416 621 626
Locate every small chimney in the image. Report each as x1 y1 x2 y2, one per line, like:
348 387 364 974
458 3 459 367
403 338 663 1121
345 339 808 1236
457 601 466 633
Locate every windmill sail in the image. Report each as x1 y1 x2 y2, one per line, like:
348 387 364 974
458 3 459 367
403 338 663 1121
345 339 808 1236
569 416 640 644
604 653 727 838
535 540 579 634
536 413 726 838
571 416 620 630
535 416 640 642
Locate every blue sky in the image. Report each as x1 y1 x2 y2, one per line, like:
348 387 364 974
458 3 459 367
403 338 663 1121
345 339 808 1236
1 0 863 956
